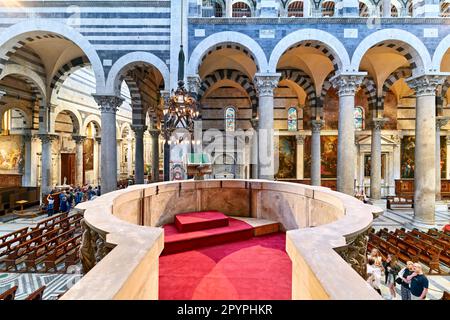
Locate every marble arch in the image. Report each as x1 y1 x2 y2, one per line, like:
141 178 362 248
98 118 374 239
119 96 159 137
104 51 170 96
0 19 105 90
82 114 102 137
53 105 82 135
351 29 432 76
0 63 46 100
187 31 269 76
432 34 450 72
268 29 351 73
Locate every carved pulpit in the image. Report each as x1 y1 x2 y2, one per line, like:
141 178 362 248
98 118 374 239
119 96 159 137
184 153 212 180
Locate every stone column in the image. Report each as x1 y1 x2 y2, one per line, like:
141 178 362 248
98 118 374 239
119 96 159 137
407 75 445 225
296 135 305 180
126 136 133 176
72 135 86 187
226 0 232 17
93 95 123 194
37 133 58 196
250 119 259 179
132 125 147 184
311 120 324 186
254 73 280 180
331 74 364 195
117 138 122 177
435 117 449 201
447 136 450 180
149 129 160 182
95 137 101 185
382 0 391 17
370 118 387 200
22 132 33 187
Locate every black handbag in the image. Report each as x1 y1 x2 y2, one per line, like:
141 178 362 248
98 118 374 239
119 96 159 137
395 277 403 285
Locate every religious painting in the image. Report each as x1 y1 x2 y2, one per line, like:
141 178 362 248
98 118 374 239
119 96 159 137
171 163 185 180
0 135 23 172
401 136 415 178
440 136 447 178
275 135 296 179
364 154 387 179
304 135 338 178
83 138 94 171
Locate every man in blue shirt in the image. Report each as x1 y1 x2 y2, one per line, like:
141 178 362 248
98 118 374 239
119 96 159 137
407 263 428 300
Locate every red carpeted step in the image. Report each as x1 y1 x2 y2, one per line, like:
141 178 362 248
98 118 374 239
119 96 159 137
175 211 229 233
163 218 254 255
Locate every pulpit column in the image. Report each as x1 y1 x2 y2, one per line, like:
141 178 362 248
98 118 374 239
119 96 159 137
149 129 160 182
132 125 147 184
370 118 387 200
37 133 59 196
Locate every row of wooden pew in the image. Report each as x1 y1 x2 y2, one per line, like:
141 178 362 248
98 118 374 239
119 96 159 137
0 212 83 273
0 286 46 300
368 227 450 275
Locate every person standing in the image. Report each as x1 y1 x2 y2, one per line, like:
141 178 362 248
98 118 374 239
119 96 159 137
383 254 400 299
367 258 382 295
398 261 414 300
407 263 429 300
47 194 54 217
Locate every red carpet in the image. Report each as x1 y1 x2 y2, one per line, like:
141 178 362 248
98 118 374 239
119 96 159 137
163 218 254 255
159 233 292 300
175 210 229 232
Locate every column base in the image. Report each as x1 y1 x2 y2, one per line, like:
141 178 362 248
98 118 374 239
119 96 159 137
435 200 448 213
369 199 386 211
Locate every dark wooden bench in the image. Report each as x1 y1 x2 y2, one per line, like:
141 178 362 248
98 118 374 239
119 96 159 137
43 234 82 272
0 227 28 245
0 286 18 300
386 196 414 210
24 286 46 300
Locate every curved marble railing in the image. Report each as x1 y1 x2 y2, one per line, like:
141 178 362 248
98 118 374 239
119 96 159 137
60 179 383 300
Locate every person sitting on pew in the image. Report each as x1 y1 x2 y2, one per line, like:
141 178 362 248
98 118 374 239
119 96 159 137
406 263 429 300
398 261 414 300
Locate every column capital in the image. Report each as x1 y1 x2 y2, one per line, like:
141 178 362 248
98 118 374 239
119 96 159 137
95 136 101 144
22 131 33 142
254 73 280 97
330 73 365 97
406 74 447 97
49 103 57 113
372 117 388 131
72 135 87 144
296 134 306 145
311 119 325 133
93 95 123 113
36 133 59 143
131 124 147 137
436 116 450 129
148 128 160 139
186 75 202 94
250 118 259 129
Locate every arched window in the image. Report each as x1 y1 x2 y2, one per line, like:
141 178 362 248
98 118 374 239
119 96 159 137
391 4 399 17
322 1 335 16
287 0 304 17
232 1 252 17
354 106 364 130
225 107 236 132
407 0 413 16
287 107 298 131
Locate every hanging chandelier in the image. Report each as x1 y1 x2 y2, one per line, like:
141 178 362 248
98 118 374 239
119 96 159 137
163 79 200 134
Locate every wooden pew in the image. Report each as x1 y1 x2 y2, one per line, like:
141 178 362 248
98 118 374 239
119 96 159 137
25 286 46 300
386 196 414 210
410 229 450 267
0 227 28 246
0 286 18 300
43 234 82 272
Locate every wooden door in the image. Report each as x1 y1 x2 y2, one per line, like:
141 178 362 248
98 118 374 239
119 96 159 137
61 153 76 185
